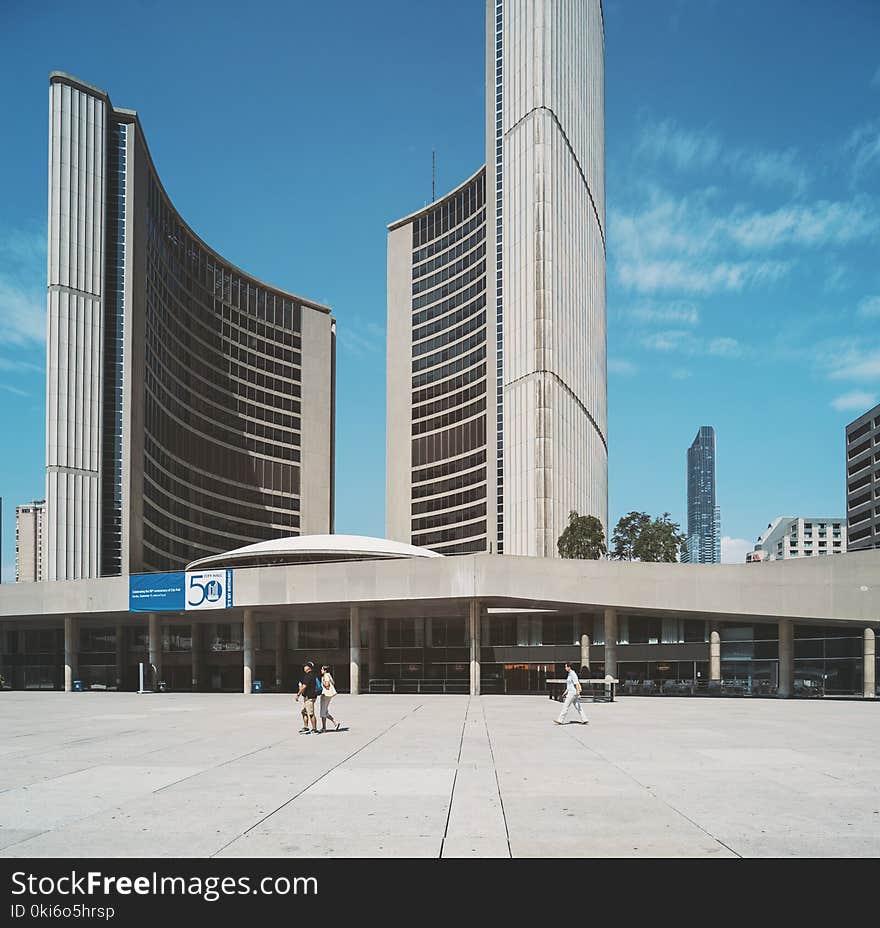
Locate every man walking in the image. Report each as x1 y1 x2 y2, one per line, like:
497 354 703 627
554 662 588 725
295 661 319 734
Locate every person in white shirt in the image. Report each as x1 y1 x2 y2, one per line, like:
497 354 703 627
554 662 588 725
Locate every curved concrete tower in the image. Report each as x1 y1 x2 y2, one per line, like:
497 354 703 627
387 0 607 557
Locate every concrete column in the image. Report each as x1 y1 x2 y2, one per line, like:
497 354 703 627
274 620 286 691
115 623 126 690
469 599 481 695
191 622 203 692
580 633 591 674
368 616 379 679
243 609 256 694
778 618 793 698
148 613 161 688
864 628 876 699
710 625 721 682
350 606 361 695
64 616 78 692
603 607 617 679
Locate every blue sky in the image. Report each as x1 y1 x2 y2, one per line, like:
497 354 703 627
0 0 878 577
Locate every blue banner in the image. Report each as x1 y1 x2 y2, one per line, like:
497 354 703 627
129 572 186 612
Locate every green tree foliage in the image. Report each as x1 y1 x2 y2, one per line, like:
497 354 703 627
611 511 650 560
557 510 607 560
633 512 687 563
611 511 686 563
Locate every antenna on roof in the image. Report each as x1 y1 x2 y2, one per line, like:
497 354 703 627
432 148 436 202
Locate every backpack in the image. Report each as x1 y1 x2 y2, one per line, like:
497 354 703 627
314 674 323 695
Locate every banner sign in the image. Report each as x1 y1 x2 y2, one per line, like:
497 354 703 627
129 570 233 612
184 569 233 611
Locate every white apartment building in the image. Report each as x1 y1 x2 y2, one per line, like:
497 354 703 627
747 516 847 562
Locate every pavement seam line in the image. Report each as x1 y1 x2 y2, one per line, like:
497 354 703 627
480 698 513 858
566 726 744 858
438 696 470 859
208 702 425 858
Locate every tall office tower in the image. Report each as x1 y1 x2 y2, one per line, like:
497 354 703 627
685 426 720 564
386 0 607 556
846 401 880 551
15 500 46 582
45 73 335 580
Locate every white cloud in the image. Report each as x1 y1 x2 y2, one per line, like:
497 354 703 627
618 257 790 295
611 184 877 297
0 276 46 346
708 337 742 358
727 198 879 250
858 296 880 317
640 330 695 352
608 358 637 375
831 390 877 411
670 368 691 379
829 348 880 382
0 384 29 397
630 302 699 325
844 121 880 181
722 536 754 564
637 119 809 193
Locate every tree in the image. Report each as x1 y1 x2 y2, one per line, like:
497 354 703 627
557 511 607 560
632 512 687 563
611 511 651 560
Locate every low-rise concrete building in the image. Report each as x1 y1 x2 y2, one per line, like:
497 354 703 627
0 536 877 699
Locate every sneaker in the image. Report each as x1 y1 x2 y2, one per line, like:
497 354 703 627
581 720 589 724
335 721 341 731
553 720 562 725
300 729 310 735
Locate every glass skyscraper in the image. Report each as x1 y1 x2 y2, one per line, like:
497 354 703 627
685 426 720 564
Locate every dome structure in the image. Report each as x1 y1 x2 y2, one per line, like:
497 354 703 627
185 534 443 571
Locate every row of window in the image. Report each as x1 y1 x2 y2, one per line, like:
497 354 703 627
413 378 486 423
412 279 485 327
411 174 486 249
412 361 486 406
413 225 485 280
412 242 486 296
412 449 486 486
412 260 485 311
412 345 485 390
412 327 486 374
144 445 299 512
413 310 486 359
412 397 486 437
412 208 485 264
411 417 487 468
411 482 486 516
412 293 485 345
412 518 488 548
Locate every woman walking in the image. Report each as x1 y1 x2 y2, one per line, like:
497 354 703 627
319 665 341 732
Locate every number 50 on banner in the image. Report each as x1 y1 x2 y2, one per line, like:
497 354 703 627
185 569 233 610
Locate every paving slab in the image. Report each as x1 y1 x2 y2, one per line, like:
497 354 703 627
0 692 878 857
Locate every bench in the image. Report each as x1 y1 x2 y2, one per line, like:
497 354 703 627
546 677 619 703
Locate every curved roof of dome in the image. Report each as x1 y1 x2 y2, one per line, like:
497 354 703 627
186 534 444 571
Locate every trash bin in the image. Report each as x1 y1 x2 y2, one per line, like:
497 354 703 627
72 680 84 692
252 680 263 694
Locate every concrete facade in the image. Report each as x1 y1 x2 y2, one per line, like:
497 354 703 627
748 515 847 562
1 549 878 697
44 72 335 580
846 402 880 551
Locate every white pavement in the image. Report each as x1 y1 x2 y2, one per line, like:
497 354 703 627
0 693 878 858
